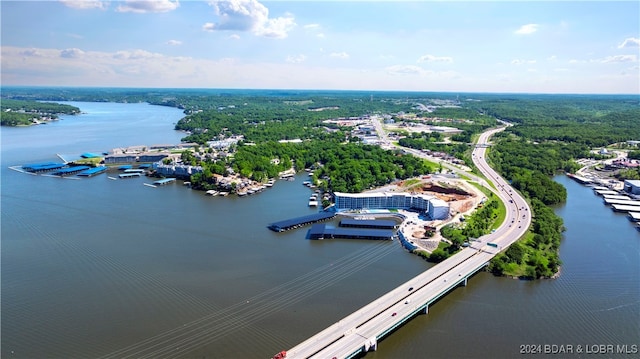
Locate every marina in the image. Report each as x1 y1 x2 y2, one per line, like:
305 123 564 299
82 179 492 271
584 182 640 229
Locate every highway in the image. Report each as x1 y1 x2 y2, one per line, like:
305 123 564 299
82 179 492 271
284 125 531 359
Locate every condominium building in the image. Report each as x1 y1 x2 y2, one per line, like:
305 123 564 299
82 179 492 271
333 192 449 220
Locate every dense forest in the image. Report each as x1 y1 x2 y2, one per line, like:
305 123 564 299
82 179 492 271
468 96 639 278
189 139 432 193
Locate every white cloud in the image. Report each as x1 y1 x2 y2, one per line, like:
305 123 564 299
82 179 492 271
618 37 640 49
2 46 637 93
330 52 349 59
417 54 453 63
60 48 85 58
286 54 306 63
304 24 320 29
229 34 241 40
202 23 215 32
599 55 638 63
59 0 107 10
511 59 536 65
547 55 557 61
206 0 296 39
113 49 162 59
20 48 44 57
514 23 539 35
166 40 182 46
255 15 296 38
386 65 429 76
116 0 179 13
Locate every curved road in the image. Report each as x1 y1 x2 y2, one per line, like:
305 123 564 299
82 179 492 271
284 126 531 359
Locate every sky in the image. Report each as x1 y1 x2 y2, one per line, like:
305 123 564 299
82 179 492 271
1 0 639 94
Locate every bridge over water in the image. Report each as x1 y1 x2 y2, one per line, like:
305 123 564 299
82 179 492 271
281 126 531 359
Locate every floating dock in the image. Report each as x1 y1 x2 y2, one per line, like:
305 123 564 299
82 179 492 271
603 198 640 206
567 173 592 184
268 212 336 232
153 178 176 186
118 165 133 170
603 194 632 200
595 189 619 196
627 212 640 222
307 223 393 240
119 173 141 179
77 166 107 177
611 204 640 213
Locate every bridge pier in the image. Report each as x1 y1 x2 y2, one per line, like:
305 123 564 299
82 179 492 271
421 304 429 314
365 338 377 351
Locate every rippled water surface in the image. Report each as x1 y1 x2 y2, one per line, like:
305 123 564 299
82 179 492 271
2 102 638 358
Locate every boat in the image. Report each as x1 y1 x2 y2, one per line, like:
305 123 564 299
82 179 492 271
206 190 219 196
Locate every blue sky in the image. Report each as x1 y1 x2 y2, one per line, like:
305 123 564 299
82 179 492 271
1 0 639 93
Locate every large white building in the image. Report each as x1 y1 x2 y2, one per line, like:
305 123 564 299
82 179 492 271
623 180 640 195
333 192 450 220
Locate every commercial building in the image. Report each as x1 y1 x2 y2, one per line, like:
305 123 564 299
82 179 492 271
333 192 449 220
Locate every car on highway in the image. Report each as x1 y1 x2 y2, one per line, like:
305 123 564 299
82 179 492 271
392 312 397 316
408 287 413 291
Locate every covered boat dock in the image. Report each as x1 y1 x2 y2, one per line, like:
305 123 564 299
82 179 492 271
52 166 91 176
611 204 640 213
22 162 66 173
77 166 107 177
153 178 176 185
627 212 640 222
307 223 393 240
268 212 336 232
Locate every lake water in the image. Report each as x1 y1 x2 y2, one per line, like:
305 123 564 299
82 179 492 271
1 102 638 358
